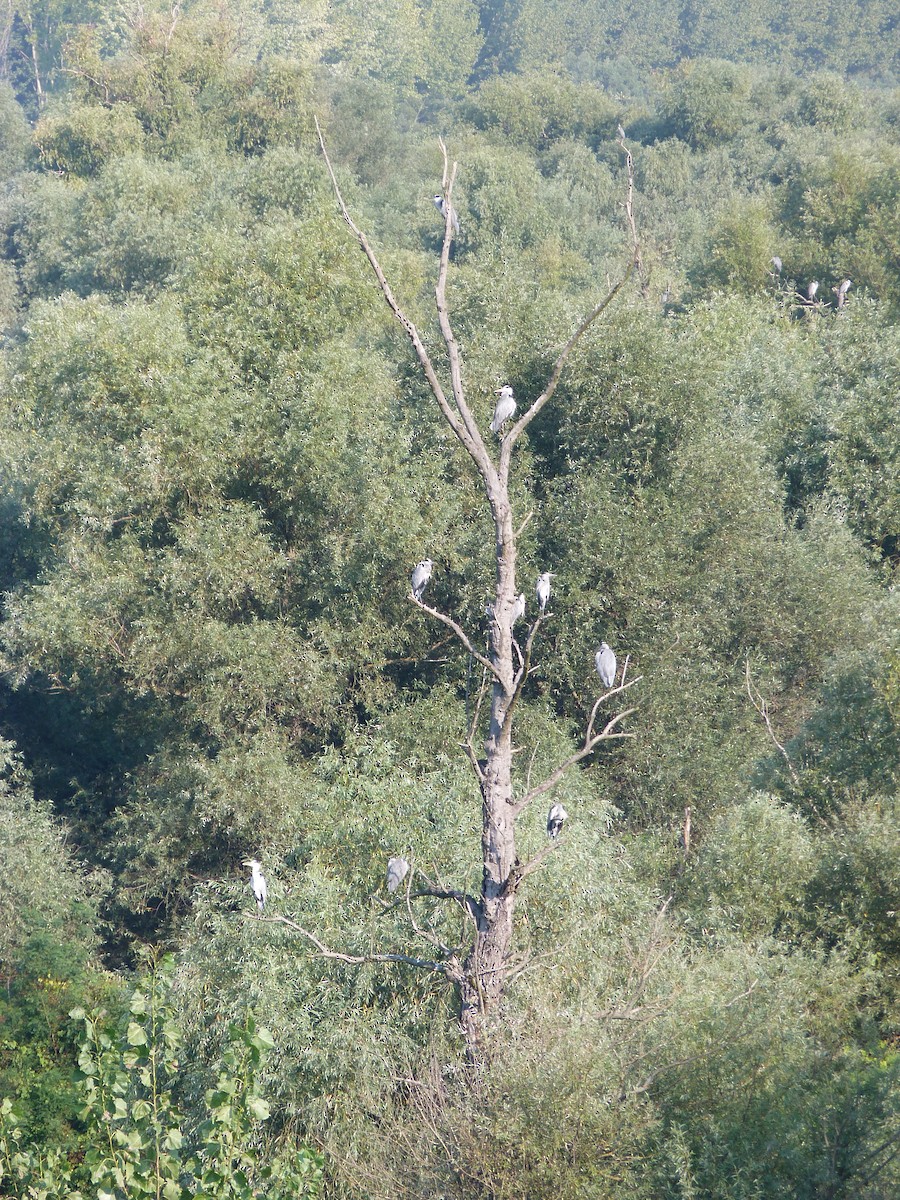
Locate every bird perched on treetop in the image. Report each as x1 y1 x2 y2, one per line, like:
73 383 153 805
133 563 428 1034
770 255 782 275
834 278 851 307
511 593 526 624
595 642 617 689
432 194 460 235
536 571 554 612
386 856 410 894
411 559 433 601
547 803 569 838
491 385 516 433
244 859 267 911
807 280 819 301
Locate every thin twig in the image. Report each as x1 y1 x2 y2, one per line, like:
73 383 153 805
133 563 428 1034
411 593 501 680
515 676 642 812
744 655 799 785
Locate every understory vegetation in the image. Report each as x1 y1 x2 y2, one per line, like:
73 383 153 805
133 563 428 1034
0 2 898 1197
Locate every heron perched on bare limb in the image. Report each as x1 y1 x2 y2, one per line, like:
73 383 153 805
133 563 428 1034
490 385 516 433
536 571 554 612
244 859 267 911
411 559 433 601
834 278 851 308
511 593 526 624
432 194 459 235
595 642 617 689
386 856 410 894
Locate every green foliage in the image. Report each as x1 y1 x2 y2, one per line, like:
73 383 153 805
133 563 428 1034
0 1 899 1196
0 956 323 1199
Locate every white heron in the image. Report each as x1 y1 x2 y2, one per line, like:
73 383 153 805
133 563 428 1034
595 642 617 689
511 593 526 624
536 571 554 612
386 856 410 894
547 803 569 838
244 859 267 911
490 385 516 434
432 194 460 235
411 559 433 601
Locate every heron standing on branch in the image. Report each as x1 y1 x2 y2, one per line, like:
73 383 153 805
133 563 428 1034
536 571 554 613
490 385 516 433
595 642 617 689
432 194 460 236
386 856 410 894
547 803 569 838
411 559 433 601
244 859 267 911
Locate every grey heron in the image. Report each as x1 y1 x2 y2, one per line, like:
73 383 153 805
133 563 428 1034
386 856 410 894
432 194 460 235
547 803 569 838
770 255 782 275
490 385 516 433
616 123 626 140
835 278 851 307
411 559 433 601
536 571 554 613
244 859 267 911
595 641 617 689
807 280 819 301
512 592 526 624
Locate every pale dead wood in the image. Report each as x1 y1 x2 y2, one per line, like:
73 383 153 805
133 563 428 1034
515 675 642 813
245 911 464 981
411 592 501 680
745 655 800 785
502 142 641 461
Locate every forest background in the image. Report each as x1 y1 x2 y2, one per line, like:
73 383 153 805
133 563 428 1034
0 1 899 1197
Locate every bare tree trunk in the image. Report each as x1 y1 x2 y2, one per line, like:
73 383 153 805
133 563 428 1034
314 121 642 1063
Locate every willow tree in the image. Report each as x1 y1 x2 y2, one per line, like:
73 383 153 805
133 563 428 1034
265 123 642 1060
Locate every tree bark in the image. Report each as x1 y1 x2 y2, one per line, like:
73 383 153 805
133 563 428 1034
316 121 641 1064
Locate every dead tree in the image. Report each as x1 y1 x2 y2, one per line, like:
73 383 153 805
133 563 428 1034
274 122 642 1059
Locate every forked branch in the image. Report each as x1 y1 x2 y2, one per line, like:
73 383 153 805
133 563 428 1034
505 139 641 456
515 673 642 813
411 593 501 680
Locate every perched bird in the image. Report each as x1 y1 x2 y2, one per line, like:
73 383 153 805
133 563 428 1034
511 592 526 624
411 558 433 601
432 194 460 235
770 255 782 275
595 641 617 689
616 123 626 140
834 278 851 307
244 859 267 911
546 803 569 838
806 280 819 301
490 385 517 433
386 856 410 894
536 571 554 613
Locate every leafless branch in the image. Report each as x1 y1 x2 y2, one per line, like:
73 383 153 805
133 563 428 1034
411 592 501 680
506 612 547 722
745 655 800 786
244 912 463 981
504 145 641 456
515 676 642 812
316 118 487 468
